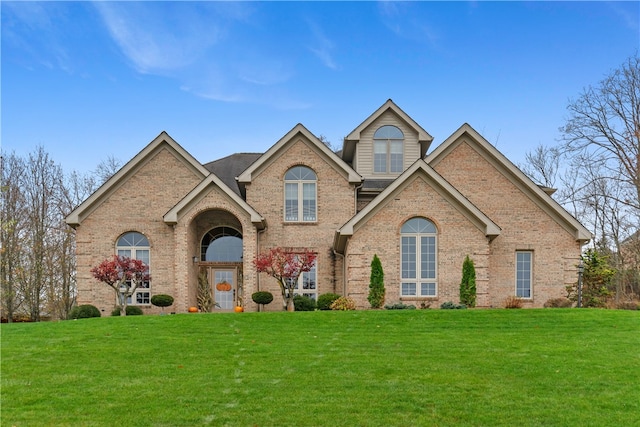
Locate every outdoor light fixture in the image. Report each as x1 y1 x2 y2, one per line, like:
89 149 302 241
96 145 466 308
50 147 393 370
192 255 198 264
577 260 584 308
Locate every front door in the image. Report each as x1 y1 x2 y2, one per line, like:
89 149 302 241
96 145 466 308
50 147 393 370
212 269 236 310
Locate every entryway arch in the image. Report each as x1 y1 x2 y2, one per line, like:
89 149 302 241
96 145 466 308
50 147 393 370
192 210 244 312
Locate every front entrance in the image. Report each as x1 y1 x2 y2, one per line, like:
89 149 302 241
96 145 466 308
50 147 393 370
199 264 243 312
195 223 244 312
212 268 236 310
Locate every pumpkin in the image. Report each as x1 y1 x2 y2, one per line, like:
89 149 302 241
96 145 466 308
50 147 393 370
216 282 232 292
234 306 244 313
188 306 198 313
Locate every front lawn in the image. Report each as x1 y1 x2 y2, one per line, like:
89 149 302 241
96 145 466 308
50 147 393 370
1 309 638 426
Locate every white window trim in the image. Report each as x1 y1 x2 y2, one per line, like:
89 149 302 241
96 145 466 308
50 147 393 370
400 225 438 298
373 126 404 174
116 233 151 306
515 251 533 299
284 174 317 223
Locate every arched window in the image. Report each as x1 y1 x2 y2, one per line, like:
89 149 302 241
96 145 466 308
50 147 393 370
401 218 437 297
201 227 243 262
284 166 317 222
116 232 150 305
373 125 404 173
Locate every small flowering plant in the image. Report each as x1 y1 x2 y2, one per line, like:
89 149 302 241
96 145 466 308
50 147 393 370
90 255 150 316
254 247 316 311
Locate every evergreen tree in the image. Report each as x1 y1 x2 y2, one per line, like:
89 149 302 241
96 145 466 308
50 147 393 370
368 254 385 308
566 248 615 308
460 255 477 308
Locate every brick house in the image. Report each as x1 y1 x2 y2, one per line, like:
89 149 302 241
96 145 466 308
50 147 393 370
66 100 591 313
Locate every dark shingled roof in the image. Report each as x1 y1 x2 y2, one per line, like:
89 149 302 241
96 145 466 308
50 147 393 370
361 179 395 192
203 153 262 196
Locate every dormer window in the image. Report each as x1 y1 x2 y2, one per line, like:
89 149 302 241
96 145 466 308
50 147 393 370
373 125 404 173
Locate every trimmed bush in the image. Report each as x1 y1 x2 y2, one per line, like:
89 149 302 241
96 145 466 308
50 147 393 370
69 305 101 319
330 296 356 311
544 297 573 308
111 306 144 316
440 301 467 310
317 293 341 310
459 255 477 308
293 295 316 311
151 294 174 308
384 302 416 310
368 254 385 308
252 291 274 306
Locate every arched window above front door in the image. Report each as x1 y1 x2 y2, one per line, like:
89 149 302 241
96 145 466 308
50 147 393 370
201 227 243 262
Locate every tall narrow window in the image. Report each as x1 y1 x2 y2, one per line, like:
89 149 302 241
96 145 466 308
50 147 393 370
401 218 437 297
516 251 532 298
284 166 317 222
293 263 317 301
373 125 404 173
116 232 150 305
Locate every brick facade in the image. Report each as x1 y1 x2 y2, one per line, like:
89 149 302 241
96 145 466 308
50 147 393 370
67 100 590 314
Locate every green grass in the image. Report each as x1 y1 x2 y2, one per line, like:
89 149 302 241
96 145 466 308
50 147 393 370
2 309 639 426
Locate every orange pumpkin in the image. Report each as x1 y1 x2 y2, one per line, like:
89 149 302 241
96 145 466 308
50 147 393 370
234 306 244 313
188 306 198 313
216 282 232 292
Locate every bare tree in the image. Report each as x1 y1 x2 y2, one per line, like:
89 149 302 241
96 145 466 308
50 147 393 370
18 147 66 321
522 54 640 300
519 145 561 189
560 54 640 212
95 155 122 185
0 153 27 322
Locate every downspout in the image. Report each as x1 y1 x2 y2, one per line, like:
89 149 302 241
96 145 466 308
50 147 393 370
256 226 267 293
334 249 347 296
353 181 363 215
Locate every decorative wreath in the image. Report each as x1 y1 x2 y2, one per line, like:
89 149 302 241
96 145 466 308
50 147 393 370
216 281 232 292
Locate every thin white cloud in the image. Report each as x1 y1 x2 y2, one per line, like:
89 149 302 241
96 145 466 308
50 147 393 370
306 19 339 70
94 2 223 74
377 1 440 47
607 2 640 32
2 2 75 72
93 2 307 109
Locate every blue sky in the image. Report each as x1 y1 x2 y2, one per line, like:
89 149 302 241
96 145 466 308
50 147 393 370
2 1 639 175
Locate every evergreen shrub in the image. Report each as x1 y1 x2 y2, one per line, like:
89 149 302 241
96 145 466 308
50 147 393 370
111 306 144 316
317 293 341 310
252 291 274 306
384 302 416 310
69 305 101 319
440 301 467 310
293 295 316 311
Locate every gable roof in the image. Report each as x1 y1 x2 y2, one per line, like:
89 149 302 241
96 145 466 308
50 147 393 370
237 123 362 186
426 123 592 243
163 173 265 229
342 99 434 163
65 131 209 228
334 159 501 253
